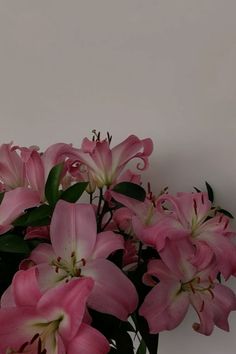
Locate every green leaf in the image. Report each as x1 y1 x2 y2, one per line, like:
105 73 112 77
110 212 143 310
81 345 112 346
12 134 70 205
13 204 51 227
113 182 146 202
0 234 30 254
120 321 136 333
135 315 159 354
115 331 134 354
205 181 214 202
45 163 64 206
60 182 88 203
217 208 234 219
137 339 147 354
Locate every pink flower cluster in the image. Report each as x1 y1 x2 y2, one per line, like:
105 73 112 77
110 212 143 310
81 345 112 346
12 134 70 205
0 133 235 353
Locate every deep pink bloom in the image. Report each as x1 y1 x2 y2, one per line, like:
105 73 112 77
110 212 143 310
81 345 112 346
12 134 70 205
123 240 138 269
110 191 187 251
0 268 110 354
70 135 153 188
0 187 40 235
112 206 135 235
29 200 138 320
139 240 236 335
25 225 50 240
155 192 236 279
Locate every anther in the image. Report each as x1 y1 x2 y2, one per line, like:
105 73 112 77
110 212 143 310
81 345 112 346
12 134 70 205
208 288 214 299
224 219 229 230
193 323 200 331
196 277 201 283
81 258 86 266
57 256 61 262
193 199 198 215
30 333 40 344
201 194 205 204
208 275 213 284
199 300 205 312
107 132 112 144
76 269 81 277
219 215 223 223
19 341 29 353
37 338 42 354
190 283 195 294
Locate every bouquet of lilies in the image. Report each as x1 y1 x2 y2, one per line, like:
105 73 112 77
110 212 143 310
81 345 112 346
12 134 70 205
0 132 235 354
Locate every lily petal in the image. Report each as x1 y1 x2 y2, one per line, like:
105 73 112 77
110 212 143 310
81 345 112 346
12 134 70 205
139 281 189 333
91 231 124 259
38 278 94 341
0 187 40 234
50 200 97 260
82 259 138 320
67 323 110 354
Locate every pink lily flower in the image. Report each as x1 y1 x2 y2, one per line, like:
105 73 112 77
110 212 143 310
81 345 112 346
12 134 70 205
0 268 110 354
0 143 26 190
70 135 153 188
29 200 138 320
155 192 236 279
110 190 188 251
0 187 40 235
20 143 74 201
139 239 236 335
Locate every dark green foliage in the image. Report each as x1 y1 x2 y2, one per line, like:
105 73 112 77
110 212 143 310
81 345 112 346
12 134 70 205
0 233 30 254
0 252 26 296
113 182 146 202
90 310 135 354
45 163 64 206
60 182 88 203
137 339 147 354
13 204 51 227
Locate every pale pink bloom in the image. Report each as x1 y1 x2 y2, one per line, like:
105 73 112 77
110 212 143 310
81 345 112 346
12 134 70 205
0 143 26 190
139 239 236 335
155 192 236 279
29 200 138 320
0 268 110 354
20 147 45 200
0 187 40 235
70 135 153 188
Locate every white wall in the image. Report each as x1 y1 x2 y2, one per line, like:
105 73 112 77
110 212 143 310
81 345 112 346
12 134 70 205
0 1 235 353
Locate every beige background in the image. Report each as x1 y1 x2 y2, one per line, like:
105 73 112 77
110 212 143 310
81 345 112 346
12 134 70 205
0 1 235 353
